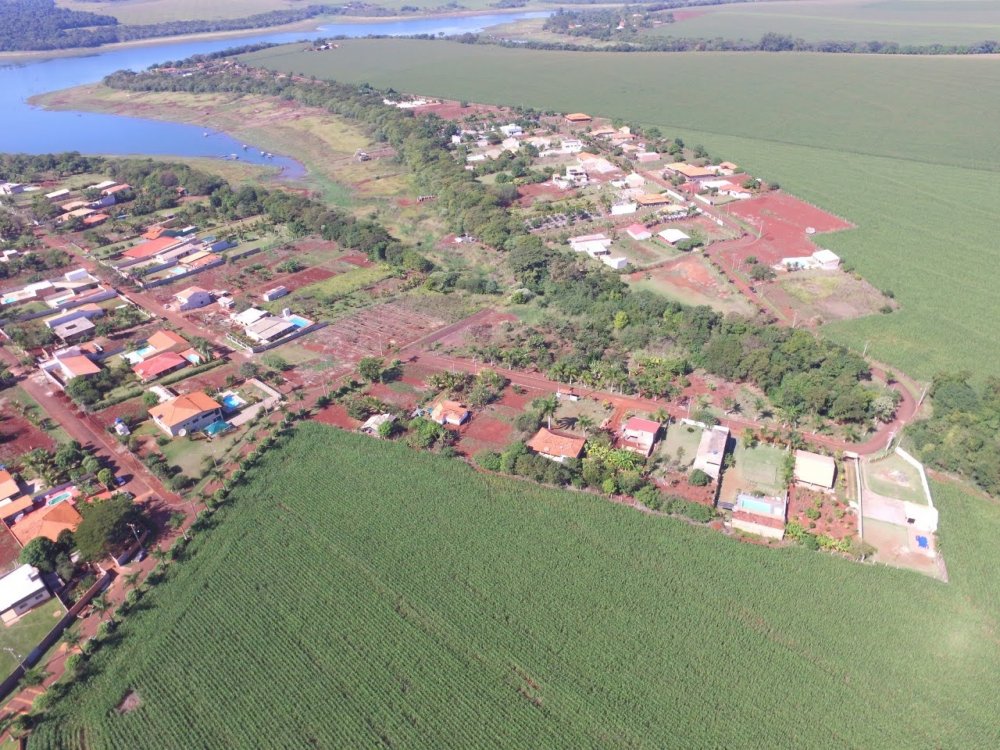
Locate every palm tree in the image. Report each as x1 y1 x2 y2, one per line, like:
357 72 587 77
576 414 595 435
652 407 669 424
123 572 141 590
90 595 110 621
61 626 82 651
19 666 47 688
535 395 559 430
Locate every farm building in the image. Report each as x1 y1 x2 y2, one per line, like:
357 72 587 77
569 234 612 256
0 565 52 624
174 286 213 311
360 413 396 436
731 493 787 540
602 256 628 270
245 316 295 344
659 228 691 245
626 224 653 241
794 450 836 490
527 428 586 463
556 388 580 402
563 112 592 123
150 391 223 438
619 416 660 456
611 202 637 216
430 400 470 426
261 286 289 302
779 249 841 271
693 425 730 480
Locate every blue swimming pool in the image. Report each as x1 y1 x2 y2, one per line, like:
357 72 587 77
222 395 243 410
203 420 231 436
740 497 775 515
46 490 74 506
287 315 310 328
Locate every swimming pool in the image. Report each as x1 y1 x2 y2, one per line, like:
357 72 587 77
219 391 247 411
124 344 156 364
740 497 777 516
286 315 311 328
46 490 74 506
203 420 231 437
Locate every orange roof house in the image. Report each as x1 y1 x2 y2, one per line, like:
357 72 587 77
527 428 586 462
0 471 19 502
145 329 187 355
0 496 36 523
564 113 593 123
635 193 673 206
149 391 223 437
133 351 187 382
122 236 181 260
11 503 82 545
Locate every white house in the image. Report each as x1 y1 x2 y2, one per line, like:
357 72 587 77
261 286 289 302
693 425 730 480
611 202 637 216
626 223 653 241
149 391 223 437
0 565 52 624
602 256 628 270
173 286 213 311
499 124 523 138
659 228 691 245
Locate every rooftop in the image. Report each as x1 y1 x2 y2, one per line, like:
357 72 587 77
0 565 47 613
527 428 586 459
794 450 836 488
11 502 82 546
149 391 221 429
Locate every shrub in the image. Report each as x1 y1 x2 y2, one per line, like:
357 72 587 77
689 469 712 486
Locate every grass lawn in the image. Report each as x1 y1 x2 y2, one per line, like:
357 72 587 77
241 39 1000 383
660 421 701 470
720 440 788 504
291 264 393 300
863 452 929 505
0 598 65 675
26 423 1000 748
159 424 248 479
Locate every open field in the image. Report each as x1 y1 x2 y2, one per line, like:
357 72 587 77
863 452 929 505
658 0 1000 46
241 39 1000 382
56 0 309 24
720 441 788 504
26 422 1000 748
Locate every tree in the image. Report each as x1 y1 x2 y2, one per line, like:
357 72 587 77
19 666 47 688
534 394 559 430
689 469 712 486
357 356 385 383
90 594 110 621
576 414 595 435
97 468 114 489
19 537 57 573
74 494 143 562
123 571 141 590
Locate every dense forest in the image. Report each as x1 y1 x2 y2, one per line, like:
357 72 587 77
907 374 1000 496
102 61 902 431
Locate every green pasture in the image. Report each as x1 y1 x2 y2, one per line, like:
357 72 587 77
27 423 1000 748
242 40 1000 382
655 0 1000 46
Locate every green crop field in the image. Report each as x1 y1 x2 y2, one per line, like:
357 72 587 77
655 0 1000 46
28 423 1000 748
242 40 1000 383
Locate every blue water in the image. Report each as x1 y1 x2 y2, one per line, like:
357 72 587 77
0 12 548 174
741 497 775 515
287 314 310 328
221 393 244 410
203 419 231 436
46 490 73 506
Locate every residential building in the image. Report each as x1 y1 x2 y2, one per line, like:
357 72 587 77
144 330 188 356
665 162 716 181
693 425 730 480
563 112 592 123
527 428 586 462
11 502 82 546
619 416 660 456
556 388 580 402
133 352 188 382
731 493 787 540
602 256 628 270
635 193 673 207
39 347 101 387
51 316 96 344
0 565 52 623
430 400 470 426
0 471 19 503
626 224 653 241
794 450 836 490
149 391 223 437
360 413 396 436
245 316 295 344
611 202 637 216
173 286 213 311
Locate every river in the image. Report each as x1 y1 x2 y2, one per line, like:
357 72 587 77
0 12 548 176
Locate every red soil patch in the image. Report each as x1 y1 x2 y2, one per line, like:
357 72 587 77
367 383 420 411
651 472 717 505
517 182 574 207
0 412 56 465
314 404 358 430
717 192 854 266
787 485 856 540
456 414 513 456
293 238 338 254
340 253 373 268
244 266 336 295
631 255 731 300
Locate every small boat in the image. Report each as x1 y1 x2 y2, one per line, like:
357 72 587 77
203 132 209 137
242 144 248 150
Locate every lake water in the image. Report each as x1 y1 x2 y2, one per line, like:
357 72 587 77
0 12 548 176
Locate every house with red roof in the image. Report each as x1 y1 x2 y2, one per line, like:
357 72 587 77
619 416 661 456
527 428 586 463
625 223 652 241
133 351 188 382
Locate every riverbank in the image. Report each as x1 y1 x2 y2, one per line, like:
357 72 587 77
0 6 551 64
32 82 447 246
